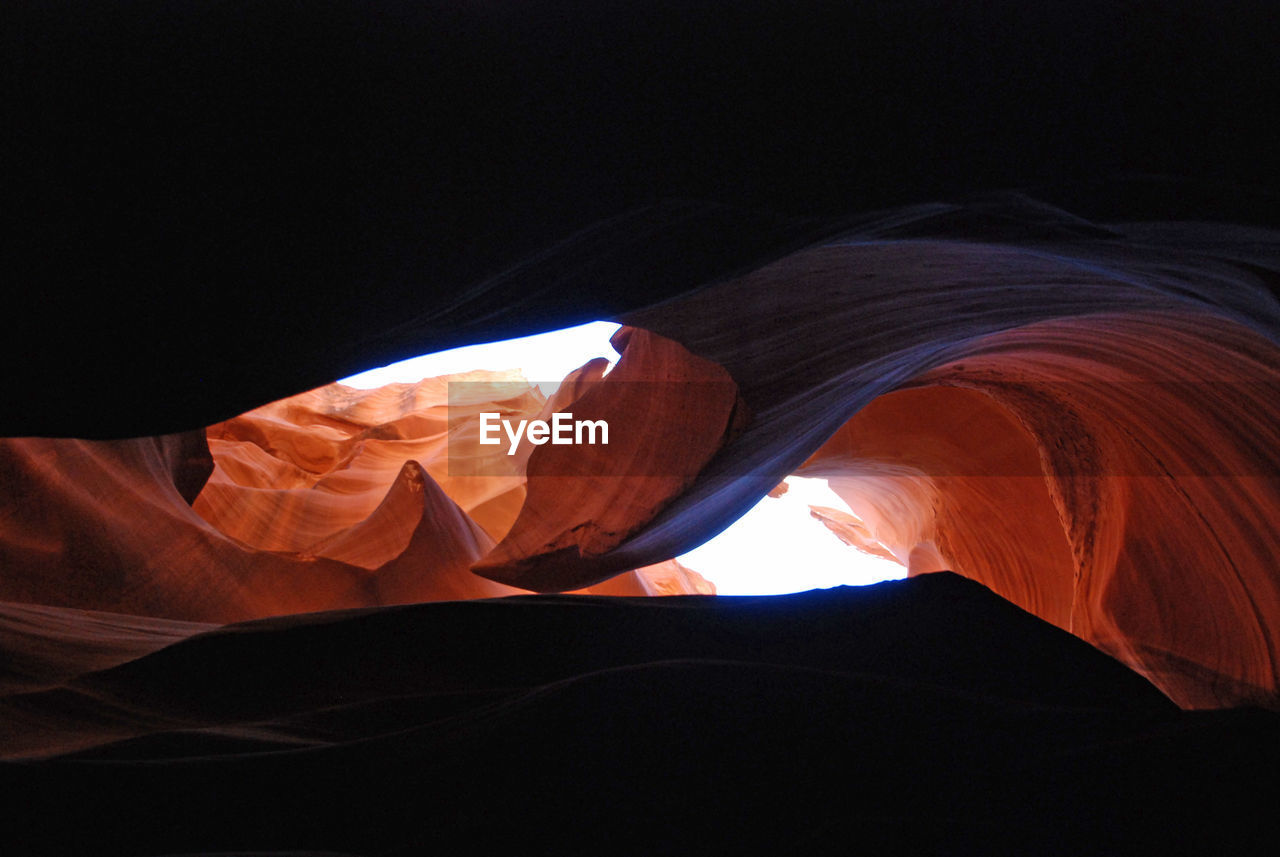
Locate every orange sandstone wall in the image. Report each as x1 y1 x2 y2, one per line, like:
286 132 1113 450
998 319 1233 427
798 311 1280 708
0 337 719 623
2 207 1278 710
612 226 1280 709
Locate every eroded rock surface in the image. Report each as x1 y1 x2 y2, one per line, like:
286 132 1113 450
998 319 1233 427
2 200 1278 712
0 360 718 622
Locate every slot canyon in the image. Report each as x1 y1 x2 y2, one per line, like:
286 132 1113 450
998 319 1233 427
3 2 1279 854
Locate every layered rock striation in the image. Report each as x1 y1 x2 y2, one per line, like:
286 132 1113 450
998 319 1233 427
5 5 1280 852
0 354 718 624
1 199 1278 713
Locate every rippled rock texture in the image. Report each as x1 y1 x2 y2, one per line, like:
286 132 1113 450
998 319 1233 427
5 3 1280 852
0 366 717 624
5 204 1280 712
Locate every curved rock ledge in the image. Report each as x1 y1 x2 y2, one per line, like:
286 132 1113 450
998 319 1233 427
2 199 1278 712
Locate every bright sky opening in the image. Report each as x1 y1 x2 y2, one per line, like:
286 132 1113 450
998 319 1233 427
339 321 622 397
339 321 907 595
683 476 905 595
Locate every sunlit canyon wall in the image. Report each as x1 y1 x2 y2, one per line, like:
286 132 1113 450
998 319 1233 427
2 203 1279 710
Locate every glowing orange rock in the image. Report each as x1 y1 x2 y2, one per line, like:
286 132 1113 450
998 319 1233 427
0 357 722 622
569 559 717 597
2 205 1278 712
807 506 903 566
613 228 1280 709
471 326 749 591
0 432 375 622
796 310 1280 707
195 370 543 549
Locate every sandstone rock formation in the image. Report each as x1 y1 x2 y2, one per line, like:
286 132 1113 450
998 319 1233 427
0 355 719 624
5 4 1280 852
796 312 1280 708
3 205 1278 714
14 574 1276 857
473 326 748 591
610 222 1280 710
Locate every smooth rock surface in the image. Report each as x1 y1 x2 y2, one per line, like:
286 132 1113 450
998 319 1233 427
9 574 1275 857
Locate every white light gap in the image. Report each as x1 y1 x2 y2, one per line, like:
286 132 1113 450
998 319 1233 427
340 321 906 594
